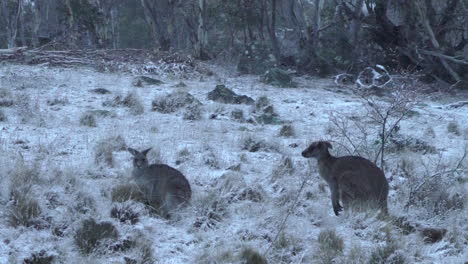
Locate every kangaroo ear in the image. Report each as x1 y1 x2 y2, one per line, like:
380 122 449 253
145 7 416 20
142 148 152 156
127 148 139 156
321 141 333 149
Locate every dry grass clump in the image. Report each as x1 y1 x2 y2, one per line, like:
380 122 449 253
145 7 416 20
368 243 406 264
7 189 42 227
447 121 461 136
74 218 119 254
316 229 344 264
183 103 204 120
23 250 55 264
0 109 7 122
111 184 146 203
241 136 278 153
103 91 144 115
151 91 201 113
0 88 14 107
79 112 97 127
241 248 268 264
110 203 140 225
278 124 295 137
271 156 294 182
94 135 127 167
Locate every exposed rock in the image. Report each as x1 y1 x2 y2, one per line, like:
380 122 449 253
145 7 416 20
132 76 164 87
89 88 111 94
260 68 296 88
207 85 254 105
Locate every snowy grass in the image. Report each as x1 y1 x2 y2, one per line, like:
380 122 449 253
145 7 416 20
0 64 466 263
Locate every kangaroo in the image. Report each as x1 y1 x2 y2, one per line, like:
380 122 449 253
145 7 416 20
301 141 389 216
128 147 192 218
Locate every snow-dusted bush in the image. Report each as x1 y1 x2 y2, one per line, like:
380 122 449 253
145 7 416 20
241 135 279 153
316 229 344 264
23 250 55 264
7 189 42 227
79 112 97 127
74 218 119 255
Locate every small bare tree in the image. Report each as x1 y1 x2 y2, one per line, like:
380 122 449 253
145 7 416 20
330 84 421 169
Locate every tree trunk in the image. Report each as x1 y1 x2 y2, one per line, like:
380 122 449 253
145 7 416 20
140 0 172 51
194 0 209 59
266 0 280 62
1 0 21 48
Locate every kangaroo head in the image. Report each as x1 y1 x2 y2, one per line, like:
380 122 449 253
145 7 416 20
128 147 152 168
301 141 332 159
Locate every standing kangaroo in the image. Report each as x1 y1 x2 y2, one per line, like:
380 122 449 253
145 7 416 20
301 141 389 216
128 148 192 218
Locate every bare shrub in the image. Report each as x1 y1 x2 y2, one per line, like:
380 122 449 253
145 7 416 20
74 192 96 214
330 85 420 167
74 218 119 254
316 229 344 264
7 189 42 227
79 112 97 127
241 136 278 153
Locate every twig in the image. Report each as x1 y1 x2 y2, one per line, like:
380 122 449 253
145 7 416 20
264 175 309 256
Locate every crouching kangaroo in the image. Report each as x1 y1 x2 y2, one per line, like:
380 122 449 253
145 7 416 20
128 147 192 218
301 141 389 216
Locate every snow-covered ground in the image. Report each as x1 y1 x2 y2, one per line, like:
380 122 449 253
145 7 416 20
0 63 466 263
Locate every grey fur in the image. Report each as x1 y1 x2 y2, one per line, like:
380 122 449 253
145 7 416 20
128 147 192 217
301 141 389 216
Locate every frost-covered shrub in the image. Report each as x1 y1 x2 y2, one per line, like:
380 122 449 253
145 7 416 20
74 218 119 254
203 145 219 169
0 109 6 122
278 124 295 137
79 112 97 127
111 203 140 224
111 184 146 203
316 229 344 264
7 190 42 227
16 93 44 125
241 248 268 264
447 121 461 136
